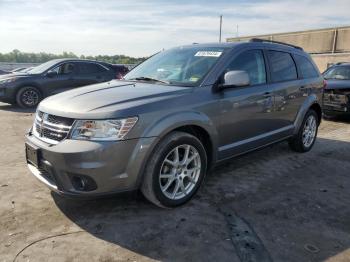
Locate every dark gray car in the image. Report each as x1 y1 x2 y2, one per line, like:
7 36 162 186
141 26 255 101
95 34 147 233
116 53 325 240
25 40 323 207
0 59 119 108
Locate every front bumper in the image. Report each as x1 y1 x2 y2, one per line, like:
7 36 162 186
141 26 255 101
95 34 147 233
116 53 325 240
323 103 350 115
25 132 157 197
0 86 15 104
323 93 350 116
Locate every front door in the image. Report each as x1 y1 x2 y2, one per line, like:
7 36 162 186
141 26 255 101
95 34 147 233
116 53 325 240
43 62 78 96
217 49 275 159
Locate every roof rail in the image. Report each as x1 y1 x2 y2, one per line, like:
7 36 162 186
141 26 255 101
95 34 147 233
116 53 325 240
249 38 303 50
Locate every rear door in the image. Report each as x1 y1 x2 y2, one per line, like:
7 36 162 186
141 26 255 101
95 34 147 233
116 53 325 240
266 50 304 129
217 49 276 159
75 62 112 87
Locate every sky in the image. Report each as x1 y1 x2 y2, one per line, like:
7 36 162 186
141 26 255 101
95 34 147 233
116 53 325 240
0 0 349 57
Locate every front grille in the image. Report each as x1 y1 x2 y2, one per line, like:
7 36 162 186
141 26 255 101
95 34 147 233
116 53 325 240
33 111 74 144
324 88 350 95
323 89 350 105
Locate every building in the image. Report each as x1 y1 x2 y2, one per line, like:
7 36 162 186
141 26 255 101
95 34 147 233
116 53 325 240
227 26 350 72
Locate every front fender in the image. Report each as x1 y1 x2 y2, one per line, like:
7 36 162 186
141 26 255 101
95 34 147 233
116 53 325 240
133 111 219 187
144 110 218 155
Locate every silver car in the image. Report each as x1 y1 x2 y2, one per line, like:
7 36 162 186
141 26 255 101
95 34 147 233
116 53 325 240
25 40 324 207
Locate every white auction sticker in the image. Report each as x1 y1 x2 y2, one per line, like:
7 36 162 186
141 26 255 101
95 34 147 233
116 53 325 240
195 51 222 57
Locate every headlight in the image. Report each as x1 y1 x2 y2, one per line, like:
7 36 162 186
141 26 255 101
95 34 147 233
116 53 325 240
0 78 17 85
70 117 138 141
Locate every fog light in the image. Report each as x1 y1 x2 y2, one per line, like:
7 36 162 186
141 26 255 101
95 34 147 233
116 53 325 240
71 175 97 191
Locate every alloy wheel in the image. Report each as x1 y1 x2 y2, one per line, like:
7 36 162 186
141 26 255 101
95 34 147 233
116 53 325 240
302 115 317 148
159 144 201 200
21 89 39 107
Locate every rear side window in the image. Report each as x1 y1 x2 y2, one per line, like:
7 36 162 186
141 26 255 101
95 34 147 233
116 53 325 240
294 55 319 79
268 51 297 82
79 63 107 74
227 49 266 85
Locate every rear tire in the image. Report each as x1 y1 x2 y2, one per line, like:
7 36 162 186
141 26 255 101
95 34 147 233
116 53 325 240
289 109 319 153
141 131 207 208
16 86 41 108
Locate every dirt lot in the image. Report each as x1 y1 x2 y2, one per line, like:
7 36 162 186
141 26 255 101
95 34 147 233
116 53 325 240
1 102 350 262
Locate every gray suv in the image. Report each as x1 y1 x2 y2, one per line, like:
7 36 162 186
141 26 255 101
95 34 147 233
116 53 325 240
25 39 323 207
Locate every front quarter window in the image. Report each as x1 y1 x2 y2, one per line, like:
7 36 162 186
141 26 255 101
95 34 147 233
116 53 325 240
124 46 226 86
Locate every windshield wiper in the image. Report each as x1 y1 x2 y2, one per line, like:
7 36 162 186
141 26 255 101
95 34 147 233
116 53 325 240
129 76 170 84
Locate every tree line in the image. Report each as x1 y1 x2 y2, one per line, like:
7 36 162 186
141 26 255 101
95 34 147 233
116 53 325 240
0 49 147 65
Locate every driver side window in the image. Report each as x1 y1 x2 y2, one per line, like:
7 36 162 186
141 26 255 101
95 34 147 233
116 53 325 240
49 63 75 75
227 50 266 86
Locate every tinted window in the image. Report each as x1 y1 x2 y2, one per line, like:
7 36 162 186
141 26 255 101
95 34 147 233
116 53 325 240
227 50 266 85
294 55 319 78
268 51 297 82
79 63 107 74
49 63 75 75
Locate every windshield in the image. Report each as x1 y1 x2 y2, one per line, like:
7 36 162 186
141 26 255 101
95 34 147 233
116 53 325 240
124 46 226 86
324 66 350 80
28 60 60 74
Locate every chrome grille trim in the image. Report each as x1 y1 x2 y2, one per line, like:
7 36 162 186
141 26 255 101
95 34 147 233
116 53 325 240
33 111 74 144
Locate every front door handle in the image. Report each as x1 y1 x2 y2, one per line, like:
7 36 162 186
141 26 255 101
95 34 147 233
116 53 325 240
263 92 272 98
299 86 307 90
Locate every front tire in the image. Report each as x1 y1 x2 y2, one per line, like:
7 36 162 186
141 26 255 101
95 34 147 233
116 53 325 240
16 86 41 108
141 131 207 208
289 109 319 152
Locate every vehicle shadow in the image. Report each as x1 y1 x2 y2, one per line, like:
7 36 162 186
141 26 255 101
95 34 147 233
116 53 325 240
0 103 36 113
323 114 350 124
53 137 350 262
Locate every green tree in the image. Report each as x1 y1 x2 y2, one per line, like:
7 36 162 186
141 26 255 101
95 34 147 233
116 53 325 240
0 50 146 65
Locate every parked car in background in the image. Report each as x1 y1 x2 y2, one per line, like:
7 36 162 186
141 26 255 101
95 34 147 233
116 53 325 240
323 62 350 116
0 59 121 108
25 40 323 208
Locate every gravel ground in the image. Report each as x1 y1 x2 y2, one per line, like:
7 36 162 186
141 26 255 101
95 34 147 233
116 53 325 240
0 102 350 262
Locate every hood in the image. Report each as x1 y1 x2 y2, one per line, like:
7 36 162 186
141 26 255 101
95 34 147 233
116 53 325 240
39 80 192 118
325 79 350 90
0 73 17 80
0 72 34 80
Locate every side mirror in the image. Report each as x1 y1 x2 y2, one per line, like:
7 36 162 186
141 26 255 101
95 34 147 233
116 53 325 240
46 71 57 78
217 70 250 90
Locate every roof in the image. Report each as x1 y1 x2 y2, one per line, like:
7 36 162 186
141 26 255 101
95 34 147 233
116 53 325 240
48 58 112 65
179 41 305 53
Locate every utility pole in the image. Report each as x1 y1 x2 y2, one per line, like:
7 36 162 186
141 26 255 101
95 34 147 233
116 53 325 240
236 25 239 38
219 15 223 42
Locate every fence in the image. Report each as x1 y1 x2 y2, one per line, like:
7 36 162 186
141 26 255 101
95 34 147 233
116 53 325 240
227 26 350 54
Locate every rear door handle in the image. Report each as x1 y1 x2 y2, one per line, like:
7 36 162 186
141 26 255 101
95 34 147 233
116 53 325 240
299 86 307 90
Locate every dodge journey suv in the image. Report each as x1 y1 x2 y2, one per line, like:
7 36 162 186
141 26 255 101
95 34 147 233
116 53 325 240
25 39 323 207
